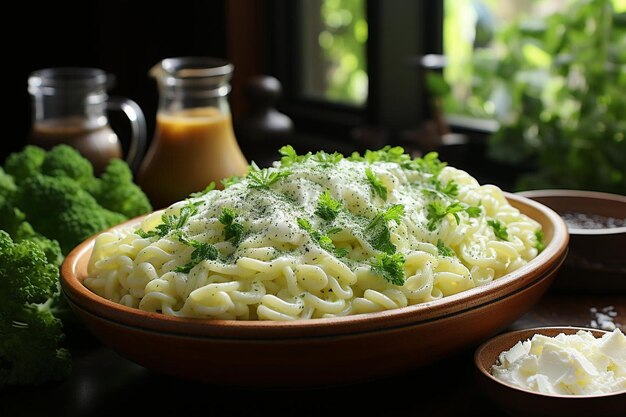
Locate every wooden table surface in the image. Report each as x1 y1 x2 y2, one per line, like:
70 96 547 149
2 285 625 417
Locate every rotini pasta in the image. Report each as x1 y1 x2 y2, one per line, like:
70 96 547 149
85 147 544 321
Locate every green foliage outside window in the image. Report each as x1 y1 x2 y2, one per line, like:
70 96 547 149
319 0 368 105
444 0 626 194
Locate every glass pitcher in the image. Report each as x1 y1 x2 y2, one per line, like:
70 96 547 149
137 57 249 209
28 67 146 174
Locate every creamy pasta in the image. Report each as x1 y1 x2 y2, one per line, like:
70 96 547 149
85 147 544 320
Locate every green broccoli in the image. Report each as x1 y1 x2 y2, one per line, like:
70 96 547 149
16 175 126 254
40 144 95 186
0 231 71 387
3 145 46 184
0 166 17 198
90 159 152 218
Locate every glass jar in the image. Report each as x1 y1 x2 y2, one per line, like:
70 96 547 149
137 57 249 209
28 67 146 174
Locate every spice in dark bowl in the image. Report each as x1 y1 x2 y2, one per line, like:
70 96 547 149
516 190 626 293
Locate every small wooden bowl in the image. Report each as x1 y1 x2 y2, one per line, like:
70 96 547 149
517 189 626 292
475 327 626 417
61 193 568 388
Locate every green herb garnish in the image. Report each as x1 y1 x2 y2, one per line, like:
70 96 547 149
175 239 219 273
221 176 241 189
219 207 245 244
247 162 290 189
315 190 342 221
279 145 311 166
312 151 343 166
426 201 464 231
136 201 201 238
534 229 545 252
365 168 388 201
297 218 347 257
436 239 455 257
189 182 216 198
465 205 482 218
370 252 406 286
488 219 509 241
366 204 404 254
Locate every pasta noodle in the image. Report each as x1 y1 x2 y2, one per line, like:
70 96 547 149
85 147 544 321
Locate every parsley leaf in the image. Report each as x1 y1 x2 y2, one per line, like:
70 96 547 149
415 152 447 175
437 179 458 197
219 207 245 244
365 168 388 201
247 162 291 189
279 145 311 166
221 176 241 189
426 201 464 231
297 218 347 257
370 253 406 286
488 219 509 241
465 205 482 218
136 201 201 239
189 182 216 198
534 229 545 252
436 239 455 257
175 239 219 273
315 190 342 221
366 205 404 254
312 151 343 166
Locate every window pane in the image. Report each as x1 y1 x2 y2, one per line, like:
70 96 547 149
299 0 368 106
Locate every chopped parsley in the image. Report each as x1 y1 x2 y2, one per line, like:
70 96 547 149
534 229 545 252
279 145 311 166
189 182 216 198
136 201 201 239
465 205 482 218
219 207 245 244
426 201 464 231
175 239 219 273
488 219 509 241
297 218 347 257
370 252 406 286
247 162 290 189
221 175 241 189
315 190 342 221
436 239 455 257
365 168 388 201
312 151 343 166
366 204 404 254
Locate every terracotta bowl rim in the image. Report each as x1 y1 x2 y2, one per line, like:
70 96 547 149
474 326 626 400
516 189 626 235
60 192 568 338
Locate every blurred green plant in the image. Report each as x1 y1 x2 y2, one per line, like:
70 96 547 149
445 0 626 194
319 0 368 105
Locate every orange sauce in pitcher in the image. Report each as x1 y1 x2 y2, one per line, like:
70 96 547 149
137 107 249 209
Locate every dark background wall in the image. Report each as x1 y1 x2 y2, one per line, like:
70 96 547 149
2 0 228 163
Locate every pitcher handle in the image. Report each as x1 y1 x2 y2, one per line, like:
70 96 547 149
107 97 147 173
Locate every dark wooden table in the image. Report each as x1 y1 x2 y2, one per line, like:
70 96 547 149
2 285 624 417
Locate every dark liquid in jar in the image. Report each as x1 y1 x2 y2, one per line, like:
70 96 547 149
561 212 626 229
30 117 122 175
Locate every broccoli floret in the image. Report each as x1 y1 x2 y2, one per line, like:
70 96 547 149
0 166 17 198
0 231 58 304
90 159 152 218
3 146 46 184
40 144 95 186
14 222 63 267
16 175 126 254
0 231 70 387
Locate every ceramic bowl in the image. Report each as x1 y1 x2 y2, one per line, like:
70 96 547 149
60 193 568 388
516 189 626 292
474 326 626 417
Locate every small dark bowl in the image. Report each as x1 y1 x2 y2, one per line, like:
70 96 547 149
516 189 626 292
475 326 626 417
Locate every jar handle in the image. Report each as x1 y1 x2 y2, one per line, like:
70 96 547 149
106 97 147 173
